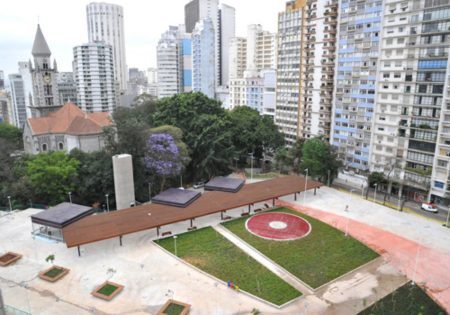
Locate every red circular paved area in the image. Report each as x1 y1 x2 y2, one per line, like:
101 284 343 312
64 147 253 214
245 212 311 241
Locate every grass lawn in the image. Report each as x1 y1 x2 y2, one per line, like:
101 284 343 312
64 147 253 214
222 207 379 289
155 227 301 306
98 283 119 296
358 282 445 315
44 267 64 278
163 303 185 315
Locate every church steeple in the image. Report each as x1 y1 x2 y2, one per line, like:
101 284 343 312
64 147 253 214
31 24 51 57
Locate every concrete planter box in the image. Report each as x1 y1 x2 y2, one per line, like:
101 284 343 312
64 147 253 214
0 252 22 266
156 299 191 315
39 265 70 282
91 281 124 301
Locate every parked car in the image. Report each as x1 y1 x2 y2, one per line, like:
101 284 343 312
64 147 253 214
193 181 206 189
421 203 438 213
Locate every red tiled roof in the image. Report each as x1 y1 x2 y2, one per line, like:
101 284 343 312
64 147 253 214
27 103 112 136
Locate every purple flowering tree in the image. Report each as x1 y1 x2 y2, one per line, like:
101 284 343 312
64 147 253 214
144 132 188 191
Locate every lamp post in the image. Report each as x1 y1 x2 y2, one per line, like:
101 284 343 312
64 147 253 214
173 235 178 257
68 192 72 204
373 183 378 203
234 157 238 170
445 205 450 228
148 182 152 202
249 152 254 181
105 194 110 212
7 196 12 213
304 169 309 204
344 205 349 237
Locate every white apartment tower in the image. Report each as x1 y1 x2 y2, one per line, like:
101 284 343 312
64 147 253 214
229 37 247 79
73 42 116 113
9 74 27 128
218 3 236 86
192 19 216 98
87 2 127 93
246 24 277 75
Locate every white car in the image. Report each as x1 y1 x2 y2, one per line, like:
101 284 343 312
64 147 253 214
421 203 438 213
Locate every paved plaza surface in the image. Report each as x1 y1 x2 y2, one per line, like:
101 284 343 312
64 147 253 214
0 184 448 314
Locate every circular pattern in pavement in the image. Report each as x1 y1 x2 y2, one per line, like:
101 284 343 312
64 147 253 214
246 212 312 241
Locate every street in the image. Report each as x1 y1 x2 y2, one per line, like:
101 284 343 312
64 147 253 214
332 181 450 225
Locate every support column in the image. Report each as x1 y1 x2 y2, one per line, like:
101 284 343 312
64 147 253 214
248 204 251 213
157 227 160 238
294 193 297 201
190 219 194 228
221 211 224 220
272 198 275 206
77 246 81 257
119 236 123 246
314 188 317 196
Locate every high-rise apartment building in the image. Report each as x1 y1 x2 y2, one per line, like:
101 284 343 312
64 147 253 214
0 91 11 124
185 0 219 34
365 0 450 205
192 19 216 98
18 61 34 119
9 74 27 128
73 42 116 113
246 24 277 75
30 24 61 117
157 26 185 98
87 2 127 93
229 37 247 79
180 35 193 92
57 72 78 104
0 71 4 90
331 0 381 171
275 0 337 145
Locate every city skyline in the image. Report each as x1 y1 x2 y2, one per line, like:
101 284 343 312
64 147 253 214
0 0 284 79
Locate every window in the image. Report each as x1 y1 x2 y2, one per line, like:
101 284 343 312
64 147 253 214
58 142 64 150
434 181 445 189
42 144 48 152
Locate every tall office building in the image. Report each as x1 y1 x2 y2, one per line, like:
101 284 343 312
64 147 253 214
331 0 382 171
275 0 337 146
0 91 11 124
30 24 61 117
157 26 183 98
218 3 235 86
180 34 193 92
18 61 34 119
9 74 27 128
184 0 235 88
87 2 127 93
229 37 247 79
73 42 116 113
57 72 78 104
192 19 216 98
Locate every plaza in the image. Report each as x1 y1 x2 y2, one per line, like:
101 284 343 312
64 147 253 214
0 177 449 314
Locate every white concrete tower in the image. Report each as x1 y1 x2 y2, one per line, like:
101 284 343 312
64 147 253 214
113 154 135 210
192 19 215 98
86 2 127 93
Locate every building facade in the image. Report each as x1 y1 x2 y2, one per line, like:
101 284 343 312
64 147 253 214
8 74 27 128
57 72 77 104
192 19 216 98
246 24 277 75
30 24 61 117
218 3 236 87
23 103 112 154
73 42 117 113
86 2 127 93
229 37 247 79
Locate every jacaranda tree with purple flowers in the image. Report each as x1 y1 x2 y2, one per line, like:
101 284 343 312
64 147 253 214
144 126 189 191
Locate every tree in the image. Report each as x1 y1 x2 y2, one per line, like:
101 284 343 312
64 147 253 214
153 93 234 180
0 124 23 150
366 172 388 200
69 149 115 207
144 126 190 191
299 137 342 183
228 106 284 161
45 254 55 265
26 152 79 205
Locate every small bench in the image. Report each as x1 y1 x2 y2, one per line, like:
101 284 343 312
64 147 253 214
161 231 172 237
222 215 232 220
187 226 197 231
241 212 250 217
264 203 270 208
254 208 263 213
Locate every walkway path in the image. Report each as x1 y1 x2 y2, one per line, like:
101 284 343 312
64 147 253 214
213 225 313 295
278 199 450 312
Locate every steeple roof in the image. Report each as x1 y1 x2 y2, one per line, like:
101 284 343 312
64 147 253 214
32 24 51 56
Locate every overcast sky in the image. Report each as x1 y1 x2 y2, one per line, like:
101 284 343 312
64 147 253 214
0 0 285 80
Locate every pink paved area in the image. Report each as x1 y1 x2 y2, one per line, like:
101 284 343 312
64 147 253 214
245 212 311 240
278 200 450 312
